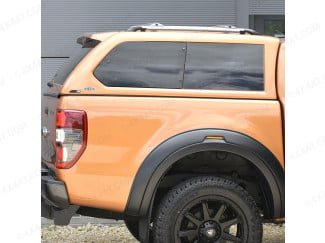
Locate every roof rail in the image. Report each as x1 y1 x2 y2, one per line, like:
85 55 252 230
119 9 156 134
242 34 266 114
127 23 258 35
274 34 285 38
274 30 285 38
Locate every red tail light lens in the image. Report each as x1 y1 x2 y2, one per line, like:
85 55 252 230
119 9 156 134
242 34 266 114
55 110 87 169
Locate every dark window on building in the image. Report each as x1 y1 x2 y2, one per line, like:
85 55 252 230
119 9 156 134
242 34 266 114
264 19 285 36
183 43 264 91
94 41 186 89
249 15 285 36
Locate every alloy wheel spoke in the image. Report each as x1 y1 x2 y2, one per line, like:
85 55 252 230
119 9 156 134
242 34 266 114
202 202 210 220
221 232 242 242
178 229 197 241
213 204 226 222
221 218 239 229
185 213 202 227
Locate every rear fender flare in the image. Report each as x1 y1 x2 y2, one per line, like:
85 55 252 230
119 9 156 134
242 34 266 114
125 129 284 218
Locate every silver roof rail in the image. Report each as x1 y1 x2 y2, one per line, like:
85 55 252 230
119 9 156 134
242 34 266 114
274 30 285 38
128 23 258 35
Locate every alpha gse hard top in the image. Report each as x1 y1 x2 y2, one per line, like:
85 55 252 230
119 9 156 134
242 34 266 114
42 24 285 243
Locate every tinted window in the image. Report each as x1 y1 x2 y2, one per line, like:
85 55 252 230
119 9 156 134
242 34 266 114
52 48 92 85
183 43 264 91
94 42 185 89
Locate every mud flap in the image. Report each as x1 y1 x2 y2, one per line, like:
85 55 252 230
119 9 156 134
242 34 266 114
52 205 80 225
41 198 53 219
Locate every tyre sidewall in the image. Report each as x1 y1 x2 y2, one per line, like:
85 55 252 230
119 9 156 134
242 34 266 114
153 177 262 243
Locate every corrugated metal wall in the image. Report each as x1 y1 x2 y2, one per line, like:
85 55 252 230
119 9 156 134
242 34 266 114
249 0 284 15
42 0 284 88
42 0 238 88
42 0 236 58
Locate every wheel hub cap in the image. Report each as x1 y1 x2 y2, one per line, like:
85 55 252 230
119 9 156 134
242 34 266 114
199 221 221 241
205 228 216 238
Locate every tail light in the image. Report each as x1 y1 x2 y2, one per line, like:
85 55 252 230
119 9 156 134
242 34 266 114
55 109 87 169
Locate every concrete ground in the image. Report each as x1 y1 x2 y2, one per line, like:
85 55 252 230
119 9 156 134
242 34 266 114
42 216 285 243
42 216 121 227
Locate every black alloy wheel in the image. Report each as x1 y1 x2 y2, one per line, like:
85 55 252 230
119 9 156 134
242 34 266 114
153 176 262 243
175 198 245 242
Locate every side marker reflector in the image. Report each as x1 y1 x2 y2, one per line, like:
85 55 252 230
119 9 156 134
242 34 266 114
205 136 224 140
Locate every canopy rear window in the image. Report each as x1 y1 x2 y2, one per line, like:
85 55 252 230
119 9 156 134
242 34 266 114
52 48 92 85
52 36 100 85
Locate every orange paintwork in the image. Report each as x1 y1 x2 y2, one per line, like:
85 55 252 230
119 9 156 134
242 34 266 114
45 31 284 212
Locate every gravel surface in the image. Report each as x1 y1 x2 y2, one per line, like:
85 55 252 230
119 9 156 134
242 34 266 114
42 223 284 243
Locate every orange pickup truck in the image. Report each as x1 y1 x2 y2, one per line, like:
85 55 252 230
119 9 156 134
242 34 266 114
41 23 285 243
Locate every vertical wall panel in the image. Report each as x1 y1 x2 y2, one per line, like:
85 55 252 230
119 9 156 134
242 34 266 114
249 0 285 15
41 0 284 85
42 0 237 57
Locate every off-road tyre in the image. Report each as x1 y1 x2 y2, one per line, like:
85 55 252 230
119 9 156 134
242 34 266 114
153 176 262 243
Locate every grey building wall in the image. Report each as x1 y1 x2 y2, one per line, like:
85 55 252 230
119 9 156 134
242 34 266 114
249 0 285 15
42 0 236 87
42 0 237 58
41 0 284 90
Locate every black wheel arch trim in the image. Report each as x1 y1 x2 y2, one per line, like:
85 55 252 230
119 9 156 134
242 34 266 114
125 129 285 218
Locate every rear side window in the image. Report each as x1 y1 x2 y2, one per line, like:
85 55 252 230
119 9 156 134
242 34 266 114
94 42 186 89
183 43 264 91
52 48 92 85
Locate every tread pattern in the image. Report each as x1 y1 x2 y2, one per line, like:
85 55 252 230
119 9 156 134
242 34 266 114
153 176 262 243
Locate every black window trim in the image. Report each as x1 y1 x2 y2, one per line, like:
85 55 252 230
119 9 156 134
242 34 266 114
93 41 186 89
92 40 265 92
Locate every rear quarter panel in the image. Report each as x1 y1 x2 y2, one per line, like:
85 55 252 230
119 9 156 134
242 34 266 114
56 95 284 211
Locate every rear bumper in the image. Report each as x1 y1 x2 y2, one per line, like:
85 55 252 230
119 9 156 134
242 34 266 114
41 168 79 225
41 173 70 209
